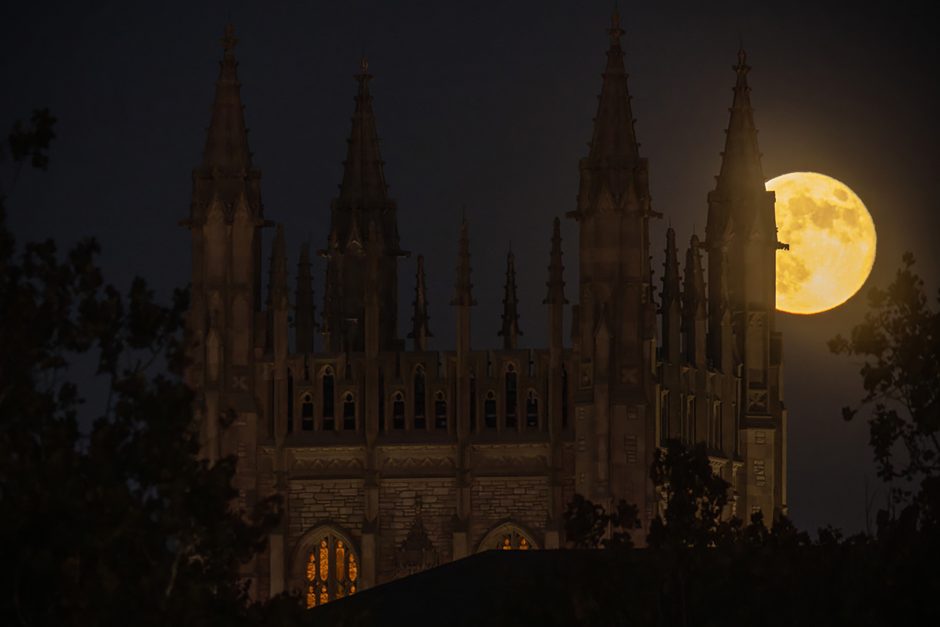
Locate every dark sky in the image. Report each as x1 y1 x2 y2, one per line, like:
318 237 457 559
3 0 938 534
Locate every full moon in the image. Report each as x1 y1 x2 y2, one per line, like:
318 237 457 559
766 172 876 315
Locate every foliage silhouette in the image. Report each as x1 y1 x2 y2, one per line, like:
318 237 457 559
0 112 288 627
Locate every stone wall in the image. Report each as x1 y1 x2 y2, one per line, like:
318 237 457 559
470 476 550 549
377 478 457 583
288 478 365 551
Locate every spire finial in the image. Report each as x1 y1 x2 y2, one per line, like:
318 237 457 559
359 55 369 74
222 23 238 55
609 4 624 42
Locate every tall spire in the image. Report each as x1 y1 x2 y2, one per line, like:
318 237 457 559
409 255 432 351
662 228 681 311
587 8 639 167
338 57 389 209
451 216 475 307
682 234 707 366
202 24 252 172
499 248 523 349
571 8 648 220
543 217 567 305
715 48 765 196
661 227 681 362
295 243 316 353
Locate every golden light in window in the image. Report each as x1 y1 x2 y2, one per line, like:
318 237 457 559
305 553 316 582
303 532 360 608
349 553 358 582
519 537 530 550
318 540 329 581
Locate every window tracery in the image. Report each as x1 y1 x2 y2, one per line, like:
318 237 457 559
303 532 359 609
478 523 538 552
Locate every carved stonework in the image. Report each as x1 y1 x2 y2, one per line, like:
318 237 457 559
395 497 439 578
747 389 768 413
290 447 364 477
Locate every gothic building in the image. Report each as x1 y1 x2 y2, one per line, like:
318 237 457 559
184 13 786 606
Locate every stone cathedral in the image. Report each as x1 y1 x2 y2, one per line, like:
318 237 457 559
184 13 786 606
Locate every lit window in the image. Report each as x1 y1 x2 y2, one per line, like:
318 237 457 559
304 533 359 608
479 524 537 552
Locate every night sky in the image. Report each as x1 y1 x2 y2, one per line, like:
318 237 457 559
3 0 938 534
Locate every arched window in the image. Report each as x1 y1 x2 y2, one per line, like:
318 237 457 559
342 393 356 431
414 367 426 430
392 392 405 430
484 391 497 429
525 390 538 429
477 523 538 553
434 391 447 429
301 393 314 431
302 531 359 608
322 367 335 431
505 364 518 429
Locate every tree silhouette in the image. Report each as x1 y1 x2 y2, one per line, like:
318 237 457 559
829 253 940 527
0 112 284 627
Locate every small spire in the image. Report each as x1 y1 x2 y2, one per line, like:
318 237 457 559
683 235 707 316
409 255 432 351
295 243 316 353
202 24 252 172
451 216 476 307
499 248 523 349
662 227 681 310
715 46 764 195
682 234 707 364
544 217 567 305
337 56 388 209
661 227 681 361
267 224 289 309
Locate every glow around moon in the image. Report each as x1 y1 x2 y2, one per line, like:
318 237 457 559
766 172 876 315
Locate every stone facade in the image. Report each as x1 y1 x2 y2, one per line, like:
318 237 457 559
183 15 787 604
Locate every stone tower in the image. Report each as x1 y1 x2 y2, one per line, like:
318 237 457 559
567 9 659 518
705 49 788 517
321 58 407 354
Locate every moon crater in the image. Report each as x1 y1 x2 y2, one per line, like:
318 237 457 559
766 172 877 315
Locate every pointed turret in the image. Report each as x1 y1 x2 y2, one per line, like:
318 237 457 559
451 217 475 307
588 9 639 166
267 224 289 310
544 217 567 306
202 24 252 173
321 57 406 353
570 8 648 219
715 49 765 197
409 255 432 351
661 227 681 363
338 57 390 209
682 234 707 367
499 248 523 350
295 243 316 354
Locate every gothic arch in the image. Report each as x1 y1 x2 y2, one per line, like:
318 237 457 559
476 520 539 553
290 524 360 608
